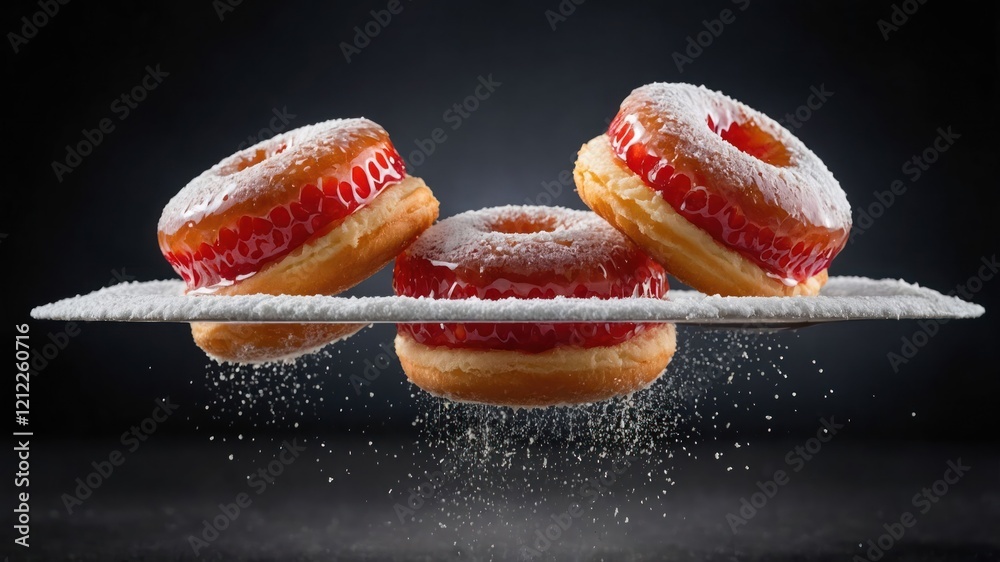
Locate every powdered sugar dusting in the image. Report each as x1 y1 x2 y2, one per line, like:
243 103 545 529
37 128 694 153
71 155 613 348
158 118 385 234
622 83 851 230
31 277 984 325
404 205 640 276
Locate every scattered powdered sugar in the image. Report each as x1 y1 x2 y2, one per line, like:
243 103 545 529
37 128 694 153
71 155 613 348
177 299 892 556
157 117 384 234
623 83 851 230
390 389 690 551
199 351 334 427
31 276 985 325
190 339 408 469
308 327 831 554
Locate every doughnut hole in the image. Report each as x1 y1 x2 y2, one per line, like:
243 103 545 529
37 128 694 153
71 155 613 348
222 142 288 176
707 115 790 168
490 214 558 234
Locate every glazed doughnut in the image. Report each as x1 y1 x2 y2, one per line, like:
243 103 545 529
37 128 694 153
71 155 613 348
158 118 439 363
574 83 851 297
392 206 677 407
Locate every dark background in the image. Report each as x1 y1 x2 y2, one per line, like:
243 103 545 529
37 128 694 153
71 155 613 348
3 1 998 439
3 1 1000 560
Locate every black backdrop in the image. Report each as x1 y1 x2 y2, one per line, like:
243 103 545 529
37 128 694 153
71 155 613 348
3 0 998 441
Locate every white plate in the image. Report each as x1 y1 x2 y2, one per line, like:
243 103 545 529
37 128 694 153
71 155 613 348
30 276 984 329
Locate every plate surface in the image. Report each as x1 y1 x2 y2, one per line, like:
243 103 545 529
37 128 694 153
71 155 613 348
30 276 985 328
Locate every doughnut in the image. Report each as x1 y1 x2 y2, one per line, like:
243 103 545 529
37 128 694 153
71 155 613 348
574 83 852 297
158 118 439 363
392 205 677 407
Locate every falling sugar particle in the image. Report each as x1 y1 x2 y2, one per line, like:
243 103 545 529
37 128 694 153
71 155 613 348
190 325 837 552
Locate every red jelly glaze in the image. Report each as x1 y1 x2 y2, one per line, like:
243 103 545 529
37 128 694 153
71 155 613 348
393 240 668 353
607 111 847 284
161 144 406 290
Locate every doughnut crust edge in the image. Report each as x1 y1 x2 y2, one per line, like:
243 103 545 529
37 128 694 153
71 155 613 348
395 324 677 407
575 135 826 297
192 177 439 363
